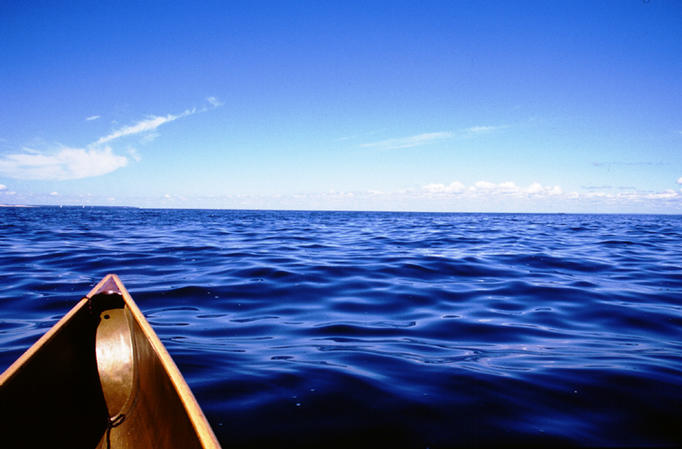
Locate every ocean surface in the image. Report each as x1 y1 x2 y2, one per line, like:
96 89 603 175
0 207 681 447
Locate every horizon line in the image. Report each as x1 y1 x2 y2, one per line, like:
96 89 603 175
2 203 681 216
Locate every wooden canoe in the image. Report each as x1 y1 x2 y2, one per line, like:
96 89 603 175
0 274 221 449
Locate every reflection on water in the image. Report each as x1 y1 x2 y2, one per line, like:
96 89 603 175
1 208 681 446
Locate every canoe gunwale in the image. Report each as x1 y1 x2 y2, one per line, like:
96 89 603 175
101 274 220 448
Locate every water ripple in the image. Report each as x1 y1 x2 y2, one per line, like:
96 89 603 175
1 208 681 446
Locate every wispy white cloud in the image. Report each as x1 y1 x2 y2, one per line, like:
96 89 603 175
139 131 160 144
0 146 127 180
644 189 678 200
464 125 503 134
361 132 454 150
677 177 682 185
206 96 223 108
127 147 142 162
85 115 100 121
361 124 505 150
592 161 664 168
0 184 6 190
49 191 58 196
94 109 196 146
96 100 220 146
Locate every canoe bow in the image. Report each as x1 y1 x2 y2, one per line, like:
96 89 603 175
0 274 221 449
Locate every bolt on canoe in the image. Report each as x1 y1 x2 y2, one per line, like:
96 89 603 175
0 274 221 449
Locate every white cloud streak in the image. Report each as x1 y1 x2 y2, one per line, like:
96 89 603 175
94 109 195 146
677 177 682 185
464 125 502 134
361 132 454 150
361 125 504 150
127 147 142 162
85 115 100 121
206 96 223 107
0 146 127 180
0 184 6 190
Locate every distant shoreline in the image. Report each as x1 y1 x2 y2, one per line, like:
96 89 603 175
0 204 33 208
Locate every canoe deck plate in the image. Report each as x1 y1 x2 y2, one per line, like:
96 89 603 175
95 304 137 425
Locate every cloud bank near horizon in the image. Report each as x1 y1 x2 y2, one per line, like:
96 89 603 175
4 178 681 212
147 181 682 212
423 180 564 198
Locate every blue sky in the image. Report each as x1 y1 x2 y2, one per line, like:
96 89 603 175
1 0 681 212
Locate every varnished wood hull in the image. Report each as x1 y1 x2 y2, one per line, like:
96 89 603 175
0 274 220 449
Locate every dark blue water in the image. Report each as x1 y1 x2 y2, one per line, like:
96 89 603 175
1 207 681 447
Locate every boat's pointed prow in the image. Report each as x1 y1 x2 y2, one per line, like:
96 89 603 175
0 274 221 449
91 273 123 296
